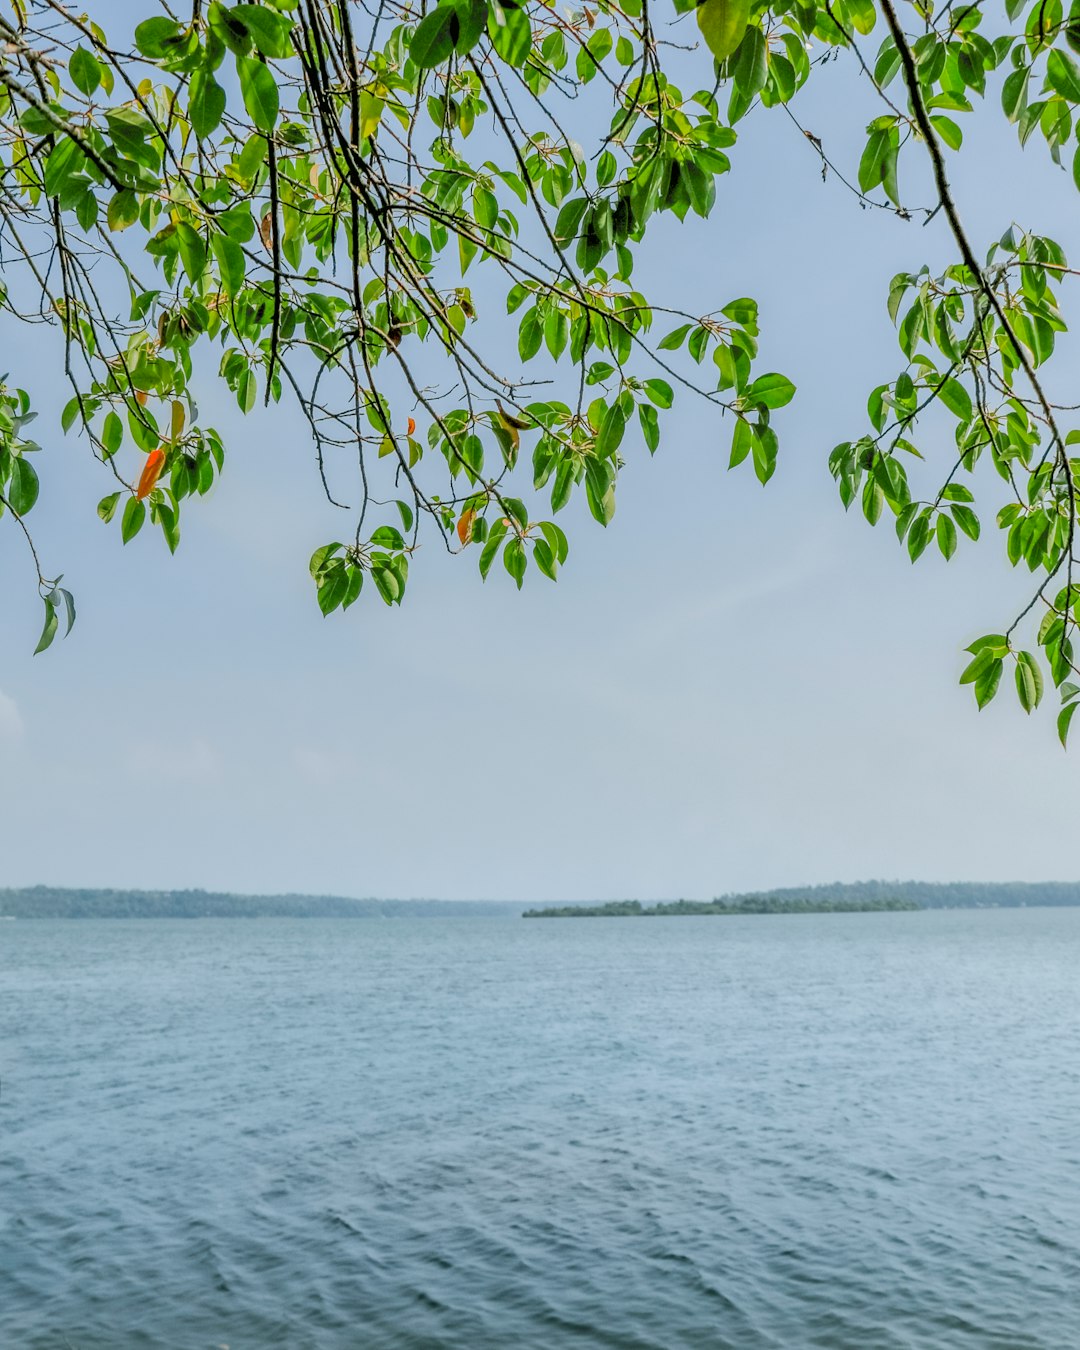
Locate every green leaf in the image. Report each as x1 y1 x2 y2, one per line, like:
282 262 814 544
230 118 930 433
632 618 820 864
43 137 87 199
69 47 101 97
639 403 660 453
1058 699 1080 747
411 6 458 68
697 0 751 64
175 221 207 282
54 587 76 636
729 417 754 468
539 520 569 564
211 233 246 297
309 542 343 578
1047 48 1080 102
721 296 758 332
1015 650 1043 712
931 114 963 150
744 372 795 409
238 56 279 133
488 2 532 66
232 4 293 58
317 564 349 615
62 396 81 434
154 501 181 555
974 658 1003 708
449 0 490 55
585 470 616 525
907 512 931 561
960 648 995 684
965 633 1007 655
518 309 542 361
189 68 226 138
554 197 589 244
550 460 575 512
8 457 39 516
596 402 626 459
881 135 900 205
545 308 570 359
102 410 124 456
502 496 528 530
533 538 557 580
34 597 58 655
134 16 182 59
237 367 257 413
938 378 972 422
862 477 884 525
342 567 364 610
479 521 507 579
658 324 691 351
371 560 402 606
121 496 146 544
97 491 121 523
596 150 618 188
936 512 957 559
503 536 527 588
949 504 979 541
846 0 877 34
107 189 139 232
735 24 768 95
209 2 252 56
1002 66 1029 122
752 425 778 484
859 128 889 194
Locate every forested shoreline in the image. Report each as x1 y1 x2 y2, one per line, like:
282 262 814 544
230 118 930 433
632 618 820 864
4 880 1080 919
523 899 922 918
0 888 518 919
710 880 1080 910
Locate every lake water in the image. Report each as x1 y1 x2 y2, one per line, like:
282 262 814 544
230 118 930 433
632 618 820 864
2 910 1078 1348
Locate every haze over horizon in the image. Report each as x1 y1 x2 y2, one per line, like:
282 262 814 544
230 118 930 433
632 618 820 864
2 32 1079 904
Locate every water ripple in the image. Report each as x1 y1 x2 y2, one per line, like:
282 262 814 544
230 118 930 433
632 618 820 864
2 909 1079 1347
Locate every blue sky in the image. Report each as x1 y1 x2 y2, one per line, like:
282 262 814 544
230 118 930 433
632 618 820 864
1 23 1077 901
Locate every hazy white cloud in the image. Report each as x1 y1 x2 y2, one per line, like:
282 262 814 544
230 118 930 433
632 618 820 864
0 689 24 741
125 737 223 783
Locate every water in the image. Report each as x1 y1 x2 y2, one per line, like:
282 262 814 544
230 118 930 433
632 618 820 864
2 910 1078 1348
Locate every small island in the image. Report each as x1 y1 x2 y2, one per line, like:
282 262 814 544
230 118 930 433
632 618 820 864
522 898 922 918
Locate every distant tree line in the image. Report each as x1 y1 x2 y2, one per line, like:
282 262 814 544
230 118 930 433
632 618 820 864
523 898 923 918
0 887 520 919
524 881 1080 918
4 880 1080 920
709 880 1080 911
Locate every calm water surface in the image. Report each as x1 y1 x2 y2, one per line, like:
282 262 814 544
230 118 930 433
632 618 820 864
1 910 1078 1348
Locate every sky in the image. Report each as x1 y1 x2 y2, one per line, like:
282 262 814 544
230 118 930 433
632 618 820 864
2 18 1079 902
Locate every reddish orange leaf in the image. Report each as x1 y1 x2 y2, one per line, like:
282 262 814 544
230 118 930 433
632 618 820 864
457 509 475 545
136 448 166 500
134 390 149 407
407 416 416 436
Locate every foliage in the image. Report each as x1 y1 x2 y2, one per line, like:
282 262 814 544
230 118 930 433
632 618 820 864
5 880 1080 917
0 885 519 917
4 0 1080 738
523 897 923 915
707 878 1080 908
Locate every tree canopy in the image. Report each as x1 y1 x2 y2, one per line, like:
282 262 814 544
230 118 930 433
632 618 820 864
2 0 1080 737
